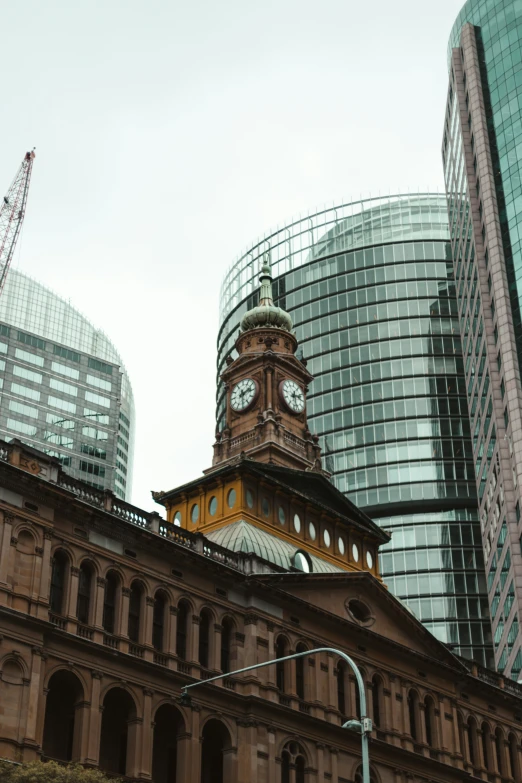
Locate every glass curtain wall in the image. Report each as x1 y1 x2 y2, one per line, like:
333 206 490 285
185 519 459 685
217 195 492 665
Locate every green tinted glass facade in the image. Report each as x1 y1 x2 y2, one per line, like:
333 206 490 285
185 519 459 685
217 195 492 665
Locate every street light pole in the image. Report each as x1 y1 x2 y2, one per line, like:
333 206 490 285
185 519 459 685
180 646 372 783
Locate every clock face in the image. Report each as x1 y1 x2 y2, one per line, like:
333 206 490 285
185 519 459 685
281 379 305 413
230 378 257 412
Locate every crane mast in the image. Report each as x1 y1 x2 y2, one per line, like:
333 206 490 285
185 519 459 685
0 150 35 295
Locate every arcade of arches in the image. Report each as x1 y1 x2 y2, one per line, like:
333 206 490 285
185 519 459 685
1 443 522 783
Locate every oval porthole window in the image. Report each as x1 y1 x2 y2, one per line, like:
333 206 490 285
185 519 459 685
278 506 286 525
352 543 359 562
246 489 254 509
294 551 311 573
309 522 316 541
338 537 345 555
347 598 372 624
209 496 218 516
262 498 270 517
190 503 199 524
227 488 236 508
366 551 373 569
174 511 182 527
323 529 331 548
293 513 301 533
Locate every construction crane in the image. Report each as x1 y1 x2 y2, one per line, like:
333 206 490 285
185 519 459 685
0 150 35 295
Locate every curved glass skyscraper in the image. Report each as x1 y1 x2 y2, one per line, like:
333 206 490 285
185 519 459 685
0 270 135 500
218 195 492 665
444 0 522 677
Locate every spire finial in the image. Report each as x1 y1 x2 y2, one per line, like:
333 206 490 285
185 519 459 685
259 252 274 307
239 251 293 333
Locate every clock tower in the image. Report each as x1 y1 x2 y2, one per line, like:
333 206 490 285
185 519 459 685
209 258 324 473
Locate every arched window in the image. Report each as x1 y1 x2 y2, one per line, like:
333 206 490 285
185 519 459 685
50 550 68 615
424 696 435 748
281 742 306 783
42 670 83 761
295 643 307 701
372 675 382 729
337 661 347 717
99 688 137 776
152 704 185 783
128 582 143 643
408 690 418 741
103 571 119 634
176 600 189 660
200 719 232 783
481 722 492 771
467 717 477 767
221 617 233 673
76 562 93 625
153 592 167 651
275 636 288 692
199 609 211 669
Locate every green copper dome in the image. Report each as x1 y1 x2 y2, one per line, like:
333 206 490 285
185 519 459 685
240 257 293 333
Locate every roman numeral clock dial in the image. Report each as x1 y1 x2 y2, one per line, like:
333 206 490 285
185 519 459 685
230 378 258 412
280 379 305 413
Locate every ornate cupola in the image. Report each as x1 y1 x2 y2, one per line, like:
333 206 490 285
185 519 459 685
209 257 324 473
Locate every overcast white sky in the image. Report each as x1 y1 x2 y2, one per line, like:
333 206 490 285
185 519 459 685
1 0 464 511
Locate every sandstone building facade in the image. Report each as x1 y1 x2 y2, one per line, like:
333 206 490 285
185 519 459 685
1 263 522 783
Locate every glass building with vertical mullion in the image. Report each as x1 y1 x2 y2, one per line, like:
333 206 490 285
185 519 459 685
217 195 492 666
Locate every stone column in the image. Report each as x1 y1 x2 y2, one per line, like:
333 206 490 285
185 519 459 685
126 715 143 778
67 566 80 631
326 652 337 723
168 606 178 668
237 720 257 781
84 670 103 765
315 743 325 781
214 623 222 672
22 647 44 754
190 614 200 666
388 675 402 748
93 578 106 644
144 596 155 660
188 706 202 782
330 748 339 783
400 681 413 752
0 513 14 585
120 587 130 654
176 725 193 781
267 726 277 781
436 694 450 763
36 530 53 619
140 688 154 780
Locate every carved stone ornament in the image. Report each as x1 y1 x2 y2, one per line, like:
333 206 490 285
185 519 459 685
146 597 155 606
70 566 80 576
97 577 107 587
122 587 131 597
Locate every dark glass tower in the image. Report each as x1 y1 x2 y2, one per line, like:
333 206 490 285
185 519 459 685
217 195 492 666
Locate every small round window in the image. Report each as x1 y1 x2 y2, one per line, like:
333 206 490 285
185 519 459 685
227 488 236 508
352 543 359 562
366 551 373 569
262 498 270 517
308 522 316 541
209 496 218 516
174 511 182 527
338 537 345 555
323 529 331 548
190 503 199 524
246 489 254 509
278 506 286 525
347 598 372 624
294 551 311 573
293 513 301 533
